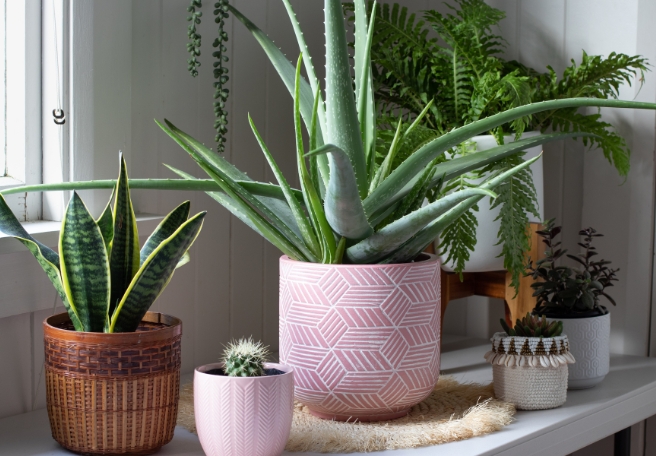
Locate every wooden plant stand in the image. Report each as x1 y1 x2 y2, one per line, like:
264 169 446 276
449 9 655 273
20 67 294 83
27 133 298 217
433 223 545 327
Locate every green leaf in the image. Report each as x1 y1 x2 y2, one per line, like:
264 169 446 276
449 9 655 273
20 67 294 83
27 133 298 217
0 195 83 330
250 112 321 259
382 153 541 263
140 201 191 265
159 119 304 240
325 0 368 198
364 98 656 216
160 123 313 261
307 144 373 240
229 3 330 189
110 212 206 333
109 154 140 318
60 192 110 332
354 0 377 171
296 63 336 262
347 187 496 264
96 190 114 255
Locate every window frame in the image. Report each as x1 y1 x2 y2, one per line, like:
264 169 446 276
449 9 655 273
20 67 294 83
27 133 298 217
1 0 42 221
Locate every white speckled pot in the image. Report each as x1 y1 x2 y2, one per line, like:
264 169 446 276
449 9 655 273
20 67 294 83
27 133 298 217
550 313 611 389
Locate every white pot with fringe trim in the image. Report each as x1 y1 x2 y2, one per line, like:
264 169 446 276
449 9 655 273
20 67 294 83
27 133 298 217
484 332 575 410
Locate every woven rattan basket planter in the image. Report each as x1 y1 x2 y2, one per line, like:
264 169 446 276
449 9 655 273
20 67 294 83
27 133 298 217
43 311 182 455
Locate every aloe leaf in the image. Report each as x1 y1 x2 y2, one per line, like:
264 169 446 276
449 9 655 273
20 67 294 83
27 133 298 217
109 155 140 318
377 132 597 215
250 114 321 258
294 59 336 262
354 0 377 170
346 187 497 264
165 165 270 242
140 201 191 265
110 212 206 333
382 154 542 264
310 86 326 199
159 119 303 239
96 191 114 255
60 192 110 332
280 0 327 139
161 125 313 261
370 118 403 192
229 4 330 189
325 0 368 198
364 98 656 215
0 195 83 330
0 179 224 195
307 144 373 240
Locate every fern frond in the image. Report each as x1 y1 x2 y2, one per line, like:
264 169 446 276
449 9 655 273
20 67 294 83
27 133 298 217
438 206 479 277
488 153 539 291
549 109 630 176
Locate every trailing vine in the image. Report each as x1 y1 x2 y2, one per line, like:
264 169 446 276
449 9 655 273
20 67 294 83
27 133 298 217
185 0 231 152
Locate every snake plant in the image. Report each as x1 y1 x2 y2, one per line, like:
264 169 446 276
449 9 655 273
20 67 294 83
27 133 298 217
4 0 656 267
0 155 206 333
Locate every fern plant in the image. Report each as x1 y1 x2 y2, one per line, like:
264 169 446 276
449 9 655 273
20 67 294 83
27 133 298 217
354 0 648 288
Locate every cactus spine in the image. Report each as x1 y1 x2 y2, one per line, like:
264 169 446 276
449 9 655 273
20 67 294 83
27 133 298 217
221 338 269 377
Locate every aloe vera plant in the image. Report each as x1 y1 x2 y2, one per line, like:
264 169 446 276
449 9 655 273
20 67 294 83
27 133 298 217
5 1 656 267
0 155 206 333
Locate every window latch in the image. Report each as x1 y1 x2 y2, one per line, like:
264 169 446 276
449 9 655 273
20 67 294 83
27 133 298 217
52 108 65 125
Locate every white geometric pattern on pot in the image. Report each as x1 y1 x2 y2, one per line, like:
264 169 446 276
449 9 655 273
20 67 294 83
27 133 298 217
551 313 610 389
279 254 441 421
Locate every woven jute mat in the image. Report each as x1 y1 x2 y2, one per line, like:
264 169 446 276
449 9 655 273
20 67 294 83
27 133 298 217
177 376 514 453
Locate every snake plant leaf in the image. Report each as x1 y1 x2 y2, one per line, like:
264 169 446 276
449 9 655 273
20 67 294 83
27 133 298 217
0 195 83 330
109 154 140 318
382 154 542 264
250 114 321 258
229 3 330 189
364 98 656 216
110 212 206 333
307 144 373 240
162 123 317 262
159 119 303 239
60 192 110 332
346 187 497 264
140 201 191 265
379 131 599 215
96 190 114 255
325 0 368 199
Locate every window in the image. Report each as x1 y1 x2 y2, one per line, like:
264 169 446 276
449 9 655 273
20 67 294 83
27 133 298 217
0 0 41 221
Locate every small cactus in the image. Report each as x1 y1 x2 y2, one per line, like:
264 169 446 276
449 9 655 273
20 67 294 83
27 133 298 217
221 337 269 377
500 312 563 338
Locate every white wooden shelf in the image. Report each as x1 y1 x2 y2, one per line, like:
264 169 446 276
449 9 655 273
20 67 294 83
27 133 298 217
1 336 655 455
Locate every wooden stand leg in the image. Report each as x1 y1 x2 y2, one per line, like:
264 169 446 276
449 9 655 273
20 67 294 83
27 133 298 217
439 223 546 328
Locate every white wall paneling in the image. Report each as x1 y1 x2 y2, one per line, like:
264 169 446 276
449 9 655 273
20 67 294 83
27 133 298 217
0 5 654 456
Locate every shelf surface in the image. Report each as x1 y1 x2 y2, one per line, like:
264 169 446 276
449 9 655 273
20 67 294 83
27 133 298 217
2 335 656 455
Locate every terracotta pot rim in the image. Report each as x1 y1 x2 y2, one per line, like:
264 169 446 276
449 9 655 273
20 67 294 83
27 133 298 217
280 252 439 268
195 362 294 379
43 311 182 344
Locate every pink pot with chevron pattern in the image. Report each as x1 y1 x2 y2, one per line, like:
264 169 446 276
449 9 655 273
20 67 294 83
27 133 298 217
279 253 441 422
194 362 294 456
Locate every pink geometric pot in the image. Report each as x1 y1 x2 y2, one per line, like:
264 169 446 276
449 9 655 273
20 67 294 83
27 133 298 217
279 253 441 422
194 362 294 456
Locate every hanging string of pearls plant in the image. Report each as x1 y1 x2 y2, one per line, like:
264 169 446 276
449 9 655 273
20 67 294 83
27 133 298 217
186 0 230 153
